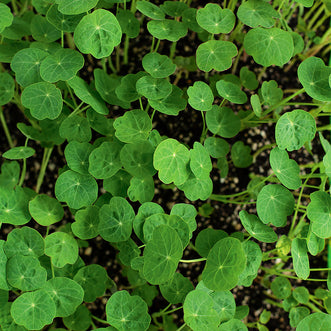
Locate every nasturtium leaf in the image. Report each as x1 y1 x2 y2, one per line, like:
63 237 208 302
196 3 235 34
98 197 135 242
114 109 152 143
21 82 63 120
296 0 314 6
240 67 258 90
67 76 108 115
30 40 62 54
271 277 292 299
187 81 214 111
3 146 35 160
275 109 316 151
237 0 279 28
323 150 331 177
307 225 325 256
289 307 310 328
136 75 172 100
250 94 262 118
160 1 188 16
231 141 253 168
128 176 154 203
202 237 246 291
88 141 122 179
64 141 93 175
293 286 309 304
73 264 108 302
257 184 295 227
179 173 213 201
190 142 212 178
55 0 98 15
0 72 14 105
183 290 220 331
31 14 61 43
59 115 92 142
153 138 190 185
261 80 283 105
134 202 164 242
244 28 294 67
206 106 241 138
0 241 10 290
216 80 247 104
115 72 147 102
196 40 237 72
170 203 197 234
55 170 98 209
72 205 100 240
219 319 248 330
46 4 84 32
270 147 301 190
204 137 229 158
239 211 278 243
40 48 84 83
182 8 203 33
298 57 331 102
291 32 304 56
45 232 78 268
136 1 165 20
63 304 91 331
142 52 176 78
0 4 13 33
160 272 194 304
4 227 44 258
106 291 151 331
116 9 140 38
0 303 25 331
7 255 47 291
149 85 187 116
116 239 140 266
147 19 187 42
0 161 20 189
307 191 331 238
11 289 56 330
74 9 122 59
0 186 31 225
143 225 183 285
103 170 131 197
10 48 48 87
195 228 228 258
132 283 159 307
43 277 84 317
297 312 331 330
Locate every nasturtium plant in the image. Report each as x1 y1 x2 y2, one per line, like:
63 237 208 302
1 0 331 329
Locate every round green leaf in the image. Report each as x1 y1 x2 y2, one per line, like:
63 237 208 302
21 82 63 120
219 319 248 330
206 106 241 138
204 137 229 158
289 307 310 328
187 81 214 111
143 225 183 285
88 141 122 179
128 176 155 203
297 313 331 330
59 115 92 142
270 147 301 190
73 264 108 302
196 40 237 72
307 191 331 239
7 255 47 291
240 67 259 90
43 277 84 317
55 0 98 15
239 210 278 243
55 170 98 209
275 109 316 151
195 228 228 258
261 80 283 105
115 72 147 102
183 290 220 331
106 291 151 331
190 142 212 178
202 237 246 291
147 19 187 42
10 48 49 87
231 141 253 168
62 304 91 331
31 14 61 43
74 9 122 59
40 48 84 83
98 197 135 242
250 94 262 118
244 27 294 67
293 286 309 304
216 80 247 104
160 1 188 16
0 72 14 105
2 146 35 160
136 1 165 20
72 205 100 240
298 56 331 102
179 174 213 201
153 138 190 185
116 9 140 38
103 170 132 198
237 0 279 28
136 75 172 100
4 227 44 258
11 289 56 330
196 3 235 34
45 232 78 268
142 52 176 78
256 184 295 227
170 203 197 234
182 8 203 33
114 109 152 143
271 276 291 299
0 4 13 33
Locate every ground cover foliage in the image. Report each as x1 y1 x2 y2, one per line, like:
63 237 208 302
1 0 331 330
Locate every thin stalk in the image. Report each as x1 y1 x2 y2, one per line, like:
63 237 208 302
61 31 64 48
307 4 325 30
169 41 177 59
51 259 55 279
91 315 109 325
154 39 161 52
108 56 117 73
176 323 187 331
115 46 120 72
18 138 29 187
36 147 53 193
252 143 276 161
101 58 107 72
65 82 78 108
150 36 155 52
139 98 144 111
11 0 19 15
231 45 244 74
0 107 14 148
200 111 206 143
303 1 321 21
180 257 206 263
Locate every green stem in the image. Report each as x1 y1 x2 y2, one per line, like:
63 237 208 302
252 143 276 161
176 323 187 331
265 299 283 309
108 56 117 73
139 98 144 111
116 46 120 72
154 39 161 52
123 35 130 65
91 315 109 325
36 147 53 193
200 111 206 143
180 257 206 263
307 4 325 30
101 58 107 72
150 36 155 52
0 107 14 148
169 41 177 59
65 82 78 108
